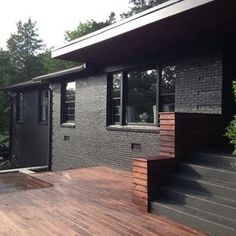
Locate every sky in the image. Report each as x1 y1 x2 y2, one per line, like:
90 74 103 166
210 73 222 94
0 0 130 49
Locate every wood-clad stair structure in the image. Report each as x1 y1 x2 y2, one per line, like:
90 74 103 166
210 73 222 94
150 151 236 236
132 112 236 236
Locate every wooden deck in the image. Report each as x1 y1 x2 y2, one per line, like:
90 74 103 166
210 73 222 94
0 166 206 236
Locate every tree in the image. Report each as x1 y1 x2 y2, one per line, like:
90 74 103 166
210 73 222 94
39 49 78 74
225 81 236 159
121 0 169 18
0 49 13 138
65 12 116 41
7 18 44 83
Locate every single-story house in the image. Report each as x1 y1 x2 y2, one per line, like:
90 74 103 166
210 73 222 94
3 0 236 235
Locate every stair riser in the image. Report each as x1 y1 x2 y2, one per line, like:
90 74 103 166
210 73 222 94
174 176 236 200
161 189 236 218
151 203 236 236
180 165 236 183
190 153 236 171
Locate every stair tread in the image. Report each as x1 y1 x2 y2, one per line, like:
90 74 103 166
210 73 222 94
190 152 236 169
161 184 236 209
151 151 236 235
192 151 235 159
173 173 236 189
181 162 236 175
152 199 236 230
179 162 236 184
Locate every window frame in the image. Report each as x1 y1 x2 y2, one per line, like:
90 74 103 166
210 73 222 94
107 65 160 127
61 81 76 124
16 92 24 123
159 64 176 113
38 88 49 124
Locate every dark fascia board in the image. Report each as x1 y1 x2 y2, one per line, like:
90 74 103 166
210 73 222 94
2 80 41 92
33 64 86 82
2 64 87 92
52 0 214 59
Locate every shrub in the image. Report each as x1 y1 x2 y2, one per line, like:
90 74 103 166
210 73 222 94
225 116 236 155
225 81 236 167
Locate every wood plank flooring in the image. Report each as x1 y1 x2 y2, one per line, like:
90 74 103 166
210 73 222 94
0 166 206 236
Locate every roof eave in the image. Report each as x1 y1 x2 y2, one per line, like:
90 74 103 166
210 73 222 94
33 64 86 82
52 0 214 60
2 81 41 92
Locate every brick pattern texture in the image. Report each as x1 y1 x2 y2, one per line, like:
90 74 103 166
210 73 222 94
51 51 223 171
11 90 49 167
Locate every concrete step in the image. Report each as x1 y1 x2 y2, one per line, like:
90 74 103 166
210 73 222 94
151 200 236 236
159 185 236 218
190 152 236 171
179 162 236 184
173 174 236 201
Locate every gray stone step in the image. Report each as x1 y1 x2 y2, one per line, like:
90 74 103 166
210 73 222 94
179 162 236 184
159 185 236 218
151 200 236 236
173 174 236 201
190 152 236 171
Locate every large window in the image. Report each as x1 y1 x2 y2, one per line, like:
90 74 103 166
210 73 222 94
61 81 76 123
39 89 49 122
127 69 157 124
160 65 176 112
16 92 24 122
108 65 176 126
109 67 158 125
111 72 122 124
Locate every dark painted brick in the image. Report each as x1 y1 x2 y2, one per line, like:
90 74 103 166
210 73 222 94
51 51 223 171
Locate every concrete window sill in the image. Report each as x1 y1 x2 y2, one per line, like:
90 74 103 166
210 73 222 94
60 123 76 128
106 125 160 133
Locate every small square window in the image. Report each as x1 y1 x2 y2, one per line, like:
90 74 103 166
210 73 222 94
61 81 76 123
39 89 48 122
111 72 122 124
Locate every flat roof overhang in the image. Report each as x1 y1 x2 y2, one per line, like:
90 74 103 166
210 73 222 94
33 64 86 82
52 0 236 64
2 80 41 92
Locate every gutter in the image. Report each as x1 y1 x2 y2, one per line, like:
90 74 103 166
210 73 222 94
33 64 86 82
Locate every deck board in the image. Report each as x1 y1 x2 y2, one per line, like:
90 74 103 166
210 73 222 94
0 166 206 236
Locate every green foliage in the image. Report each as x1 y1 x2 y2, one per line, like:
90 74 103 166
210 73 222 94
225 117 236 155
121 0 170 18
233 81 236 99
0 18 82 138
225 81 236 163
65 12 116 41
127 69 157 123
0 49 12 133
0 130 9 145
7 18 45 83
39 50 78 74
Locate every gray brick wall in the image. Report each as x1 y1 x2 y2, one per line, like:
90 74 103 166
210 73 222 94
51 76 159 171
11 89 49 167
51 50 223 171
175 53 222 114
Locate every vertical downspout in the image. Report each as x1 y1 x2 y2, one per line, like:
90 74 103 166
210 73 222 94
9 96 13 158
47 86 53 171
